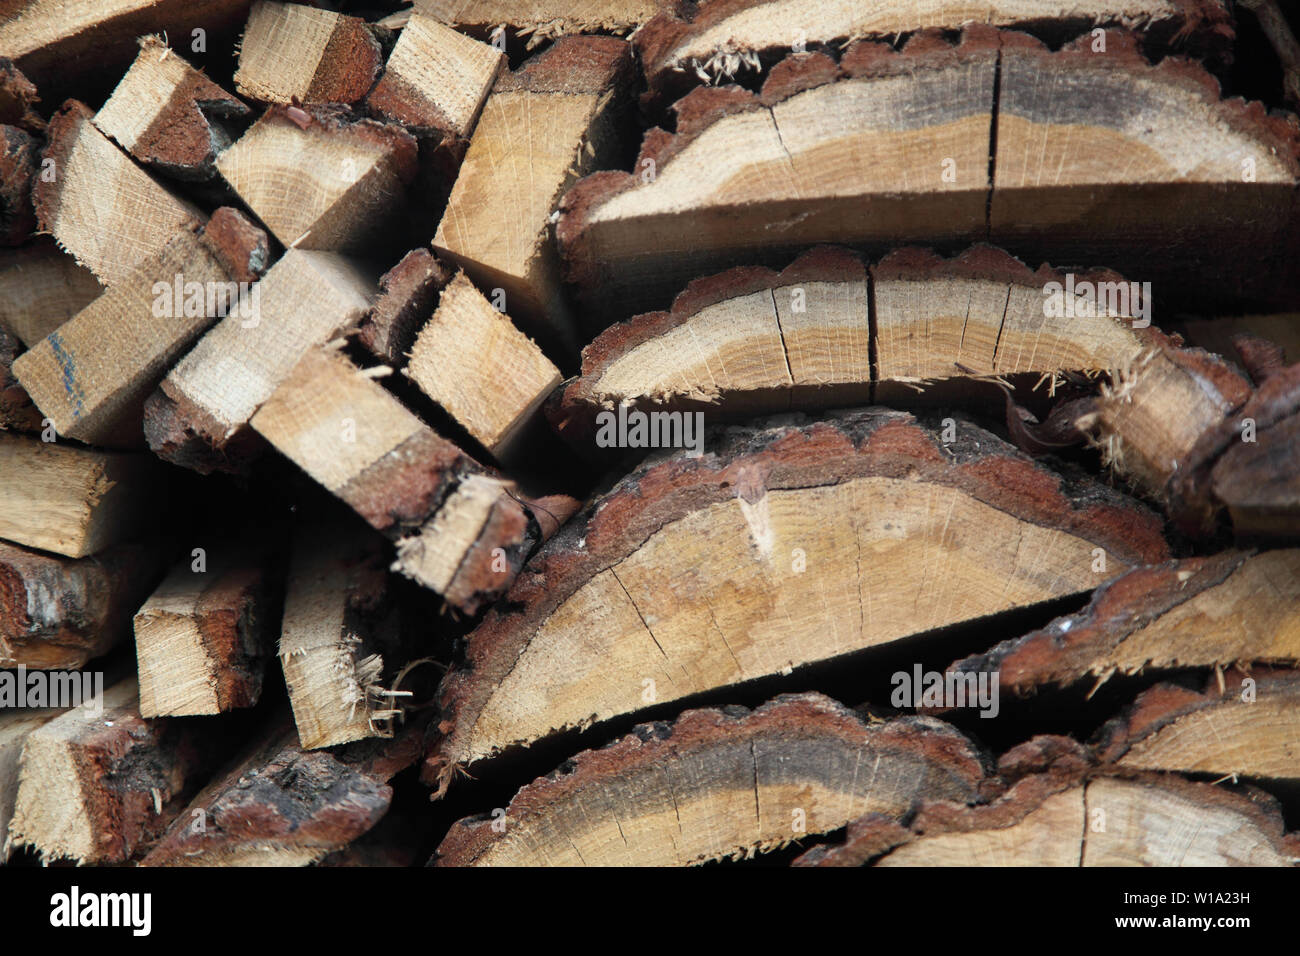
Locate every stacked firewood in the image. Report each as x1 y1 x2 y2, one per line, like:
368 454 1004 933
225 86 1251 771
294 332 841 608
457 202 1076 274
1 0 1298 868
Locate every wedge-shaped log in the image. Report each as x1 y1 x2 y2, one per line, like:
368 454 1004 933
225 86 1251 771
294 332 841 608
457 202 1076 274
217 106 417 252
553 245 1148 445
251 346 545 613
35 101 205 287
947 549 1300 700
797 771 1297 867
0 239 103 347
234 0 382 107
0 708 60 861
636 0 1233 112
0 435 164 557
141 714 425 866
366 13 503 140
561 29 1300 319
0 539 168 669
278 527 400 751
0 0 252 93
435 693 988 865
405 271 561 463
15 208 268 448
1096 670 1300 783
428 406 1167 781
432 36 634 354
145 248 376 474
134 548 274 717
352 248 450 367
94 36 249 180
8 676 216 864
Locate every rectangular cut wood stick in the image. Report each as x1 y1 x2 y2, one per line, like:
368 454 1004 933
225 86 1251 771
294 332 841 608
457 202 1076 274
0 539 169 670
14 208 268 448
432 36 634 357
93 35 250 180
145 248 377 473
0 239 104 347
234 0 383 107
216 105 417 252
405 271 561 464
34 101 206 288
366 13 504 141
0 708 61 861
134 548 274 717
8 676 223 864
250 345 543 613
278 528 398 750
0 434 164 558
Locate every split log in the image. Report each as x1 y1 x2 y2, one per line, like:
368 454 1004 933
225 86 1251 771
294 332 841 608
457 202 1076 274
552 245 1148 446
412 0 671 39
134 548 274 717
1167 362 1300 540
797 771 1296 867
636 0 1233 112
145 248 377 474
1096 669 1300 783
1077 332 1300 539
250 345 552 613
8 676 215 863
0 123 37 245
140 714 427 866
560 30 1300 320
404 271 561 464
34 101 205 287
233 0 382 107
1076 329 1252 503
352 248 450 368
0 539 168 669
0 434 164 557
946 549 1300 701
434 693 989 866
872 246 1148 401
0 708 60 861
0 324 39 432
93 36 250 180
560 32 998 319
426 406 1167 784
366 13 504 141
990 31 1299 281
432 36 635 355
216 105 417 251
278 526 401 750
0 0 253 94
0 239 103 347
14 208 268 448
